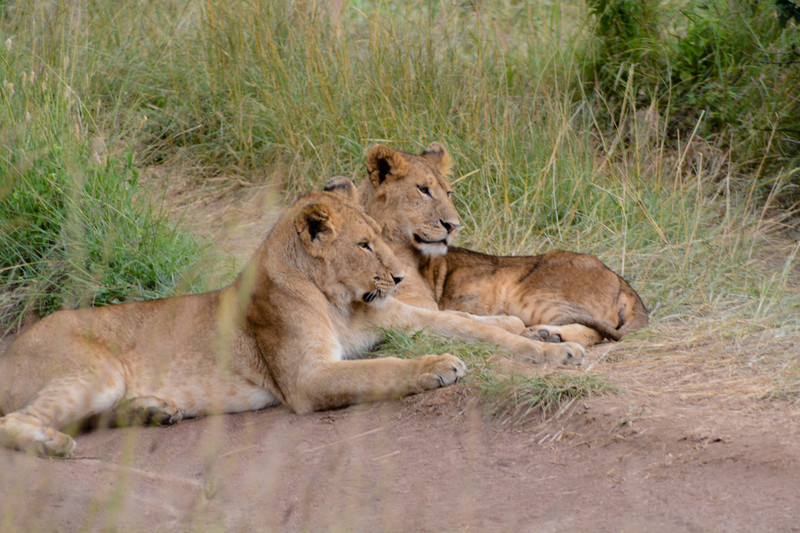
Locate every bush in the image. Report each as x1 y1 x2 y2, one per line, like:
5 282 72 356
583 0 800 194
0 25 207 331
0 149 205 331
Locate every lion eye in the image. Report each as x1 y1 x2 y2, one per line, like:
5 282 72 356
359 241 373 252
417 185 432 197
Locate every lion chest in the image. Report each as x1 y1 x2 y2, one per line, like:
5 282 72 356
331 308 384 360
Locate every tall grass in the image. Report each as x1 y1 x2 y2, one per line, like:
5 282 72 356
1 1 798 393
0 2 211 330
583 0 800 176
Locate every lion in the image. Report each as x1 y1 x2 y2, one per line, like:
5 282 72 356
340 142 648 348
0 183 470 457
0 177 593 458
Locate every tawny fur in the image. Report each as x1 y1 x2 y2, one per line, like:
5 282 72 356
0 183 471 457
351 142 648 349
329 144 583 362
422 248 649 345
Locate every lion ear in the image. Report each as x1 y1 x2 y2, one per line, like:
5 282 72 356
323 176 359 203
420 142 452 176
294 203 339 252
366 144 410 187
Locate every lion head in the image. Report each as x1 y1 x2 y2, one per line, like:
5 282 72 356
288 179 405 307
357 142 459 258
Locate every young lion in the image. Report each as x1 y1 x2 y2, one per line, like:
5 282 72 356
341 142 648 348
0 183 469 457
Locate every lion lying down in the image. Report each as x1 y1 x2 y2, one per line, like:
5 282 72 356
0 178 582 458
344 142 648 348
0 182 468 457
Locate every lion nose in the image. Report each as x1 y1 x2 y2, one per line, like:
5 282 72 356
441 220 459 234
392 274 405 285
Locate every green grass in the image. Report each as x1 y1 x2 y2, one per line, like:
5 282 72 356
371 328 611 421
582 0 800 177
1 0 798 405
0 139 209 328
0 3 220 331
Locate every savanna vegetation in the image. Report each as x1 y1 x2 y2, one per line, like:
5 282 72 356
1 0 798 409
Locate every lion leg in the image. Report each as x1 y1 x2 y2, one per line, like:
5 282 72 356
525 324 604 347
285 354 466 414
379 301 586 366
112 396 183 427
447 310 527 334
0 368 126 457
0 412 76 457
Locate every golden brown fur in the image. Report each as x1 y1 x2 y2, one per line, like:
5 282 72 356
351 142 648 348
0 182 470 457
325 174 585 365
422 248 649 346
327 144 588 363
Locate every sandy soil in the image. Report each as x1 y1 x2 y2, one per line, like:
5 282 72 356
1 368 798 532
1 175 798 532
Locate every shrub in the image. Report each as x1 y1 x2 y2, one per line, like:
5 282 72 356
583 0 800 198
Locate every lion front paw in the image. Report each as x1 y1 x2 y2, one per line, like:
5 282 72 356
541 341 586 366
416 353 467 391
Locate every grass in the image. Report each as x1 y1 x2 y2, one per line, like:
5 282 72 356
582 0 800 178
372 328 613 421
1 2 799 531
0 3 214 331
0 150 210 330
1 0 798 408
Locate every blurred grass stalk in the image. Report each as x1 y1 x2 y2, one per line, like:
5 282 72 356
0 0 798 398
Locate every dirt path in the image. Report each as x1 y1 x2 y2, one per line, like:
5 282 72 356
2 175 799 532
1 374 799 532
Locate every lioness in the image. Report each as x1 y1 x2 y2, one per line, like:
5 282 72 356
0 183 469 457
341 142 648 348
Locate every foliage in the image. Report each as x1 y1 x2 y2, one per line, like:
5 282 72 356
0 154 204 327
0 24 207 331
583 0 800 194
371 329 610 420
478 371 613 422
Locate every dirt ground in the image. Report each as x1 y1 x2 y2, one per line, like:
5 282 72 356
1 361 799 532
1 176 799 532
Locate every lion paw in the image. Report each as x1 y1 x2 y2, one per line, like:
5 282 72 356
524 325 563 343
114 396 183 427
541 341 586 366
0 413 76 457
416 353 467 391
525 323 603 347
33 427 76 457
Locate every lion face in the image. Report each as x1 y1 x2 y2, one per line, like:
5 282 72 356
359 142 460 258
294 185 406 306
